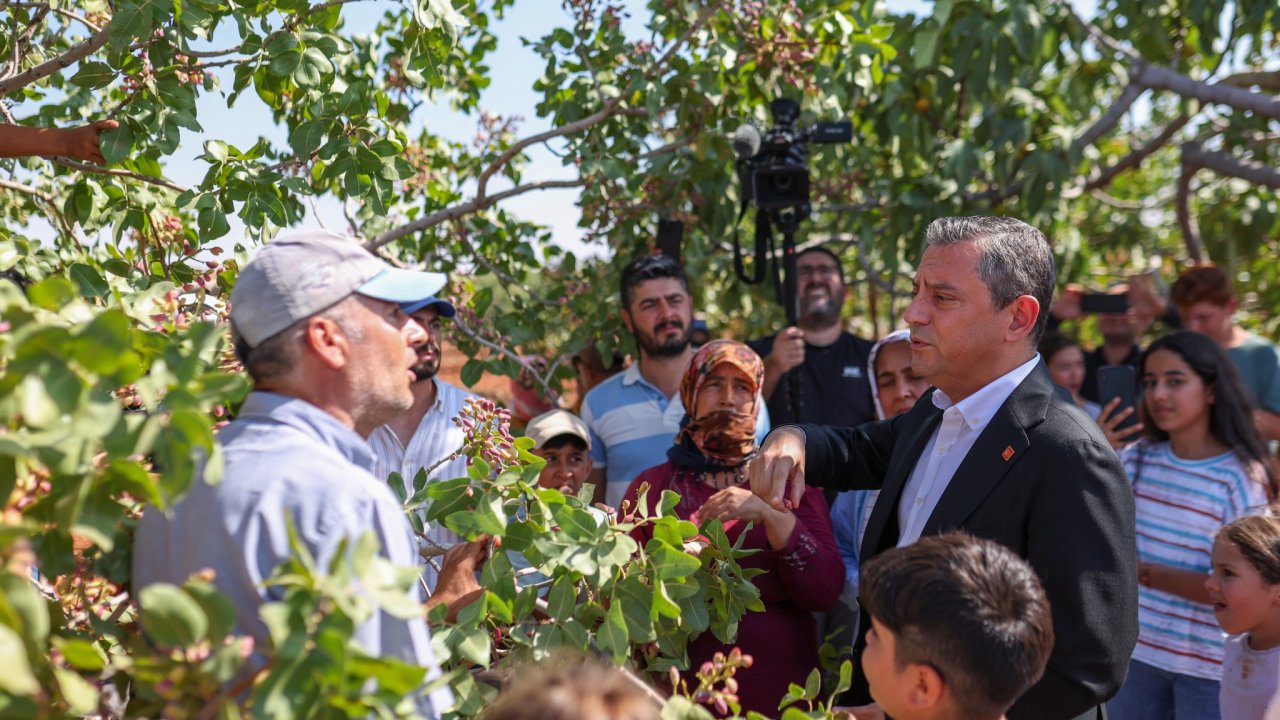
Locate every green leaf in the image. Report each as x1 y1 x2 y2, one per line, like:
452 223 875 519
138 584 209 647
545 576 575 619
0 625 39 695
289 120 327 158
99 121 135 165
27 276 78 309
51 637 106 673
803 667 821 700
54 666 99 712
652 545 701 580
598 600 630 662
70 61 116 89
472 286 493 316
460 359 484 387
551 503 601 540
652 580 681 620
661 695 716 720
204 139 229 163
68 263 110 298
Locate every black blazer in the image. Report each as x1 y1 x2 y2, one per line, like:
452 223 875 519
801 361 1137 720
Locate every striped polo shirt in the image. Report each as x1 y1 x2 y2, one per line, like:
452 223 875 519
1124 440 1270 680
580 362 771 508
369 378 477 590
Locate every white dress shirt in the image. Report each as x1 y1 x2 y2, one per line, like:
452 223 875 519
368 378 477 588
896 354 1041 547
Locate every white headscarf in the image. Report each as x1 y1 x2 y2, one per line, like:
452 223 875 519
866 329 912 420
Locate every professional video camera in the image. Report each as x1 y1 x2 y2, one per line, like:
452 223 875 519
730 98 852 422
733 98 852 216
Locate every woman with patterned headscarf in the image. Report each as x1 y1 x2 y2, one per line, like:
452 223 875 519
623 340 844 716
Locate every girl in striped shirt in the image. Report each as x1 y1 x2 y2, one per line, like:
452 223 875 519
1109 331 1276 720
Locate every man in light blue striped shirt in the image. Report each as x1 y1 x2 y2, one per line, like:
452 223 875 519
582 255 768 508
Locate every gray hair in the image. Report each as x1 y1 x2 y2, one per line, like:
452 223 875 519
232 296 365 383
924 216 1056 343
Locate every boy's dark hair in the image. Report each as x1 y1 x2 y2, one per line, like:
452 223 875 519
619 254 689 310
860 533 1054 719
540 434 588 453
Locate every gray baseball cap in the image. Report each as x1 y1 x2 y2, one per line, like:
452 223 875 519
230 229 446 348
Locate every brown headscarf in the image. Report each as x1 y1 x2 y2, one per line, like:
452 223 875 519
668 339 765 470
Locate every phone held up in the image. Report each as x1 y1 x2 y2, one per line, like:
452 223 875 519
1080 293 1130 314
1097 364 1139 431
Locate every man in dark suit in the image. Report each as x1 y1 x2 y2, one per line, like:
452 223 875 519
748 216 1137 720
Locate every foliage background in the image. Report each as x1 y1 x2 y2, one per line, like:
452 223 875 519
0 0 1276 716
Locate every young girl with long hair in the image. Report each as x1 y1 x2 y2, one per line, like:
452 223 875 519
1109 331 1276 720
1207 516 1280 719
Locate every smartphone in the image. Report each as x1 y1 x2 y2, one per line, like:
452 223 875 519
1097 365 1139 430
1080 293 1130 314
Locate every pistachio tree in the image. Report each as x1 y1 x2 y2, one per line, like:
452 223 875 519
0 0 1277 716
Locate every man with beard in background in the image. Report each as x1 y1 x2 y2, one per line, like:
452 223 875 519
749 246 876 429
581 254 769 508
369 294 479 589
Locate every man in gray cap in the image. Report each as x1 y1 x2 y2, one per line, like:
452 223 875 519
133 230 480 717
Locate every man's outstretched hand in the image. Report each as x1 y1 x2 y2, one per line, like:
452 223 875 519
63 119 119 164
0 119 119 164
746 426 807 512
426 535 491 623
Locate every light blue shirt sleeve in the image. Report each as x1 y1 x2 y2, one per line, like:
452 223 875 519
755 396 771 443
830 491 864 594
580 397 607 468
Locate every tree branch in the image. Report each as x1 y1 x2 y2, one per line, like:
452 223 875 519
1065 4 1280 120
1175 158 1205 263
1220 70 1280 93
449 220 560 306
53 158 188 192
368 178 585 250
0 176 52 202
44 5 101 32
0 26 108 96
647 1 725 79
1132 62 1280 120
1182 140 1280 189
1071 114 1190 194
1073 82 1144 151
636 137 694 161
1089 188 1167 210
474 101 623 201
451 314 561 402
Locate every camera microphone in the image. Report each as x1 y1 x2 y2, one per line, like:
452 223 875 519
731 124 761 160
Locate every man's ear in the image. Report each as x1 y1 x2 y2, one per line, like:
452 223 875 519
304 315 351 370
620 307 635 335
904 662 946 711
1005 295 1040 343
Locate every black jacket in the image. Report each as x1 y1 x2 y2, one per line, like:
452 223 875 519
800 361 1137 720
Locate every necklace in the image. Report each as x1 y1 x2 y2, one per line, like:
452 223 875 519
695 466 746 490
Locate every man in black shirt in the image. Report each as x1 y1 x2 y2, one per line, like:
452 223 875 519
1049 282 1151 403
748 246 876 428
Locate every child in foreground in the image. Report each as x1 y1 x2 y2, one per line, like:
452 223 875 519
1208 515 1280 720
848 533 1054 720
